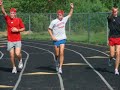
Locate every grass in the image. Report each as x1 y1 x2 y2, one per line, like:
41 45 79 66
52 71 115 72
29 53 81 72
89 31 107 45
0 31 107 45
21 31 107 45
22 32 50 41
67 31 107 45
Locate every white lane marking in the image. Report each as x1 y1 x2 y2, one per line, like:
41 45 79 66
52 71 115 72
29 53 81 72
22 41 109 57
23 44 64 90
86 56 108 59
23 41 108 56
13 50 29 90
66 48 114 90
23 41 114 90
0 85 14 88
23 72 57 75
0 51 4 60
66 44 115 61
67 44 109 56
63 63 87 66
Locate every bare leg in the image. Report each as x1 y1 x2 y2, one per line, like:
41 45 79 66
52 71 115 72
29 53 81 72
109 45 115 59
15 47 22 61
10 48 17 73
108 46 115 66
9 48 15 67
54 46 59 60
115 45 120 70
59 44 65 68
15 47 23 69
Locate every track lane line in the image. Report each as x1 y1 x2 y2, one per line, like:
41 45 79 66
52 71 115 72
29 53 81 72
0 51 4 60
13 50 29 90
65 48 114 90
22 41 111 59
23 44 64 90
23 41 114 90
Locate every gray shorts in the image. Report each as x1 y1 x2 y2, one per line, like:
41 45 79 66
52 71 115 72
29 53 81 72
7 41 22 51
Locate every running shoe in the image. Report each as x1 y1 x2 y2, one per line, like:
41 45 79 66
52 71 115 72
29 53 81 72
18 60 23 69
12 67 17 74
58 67 62 74
115 69 119 75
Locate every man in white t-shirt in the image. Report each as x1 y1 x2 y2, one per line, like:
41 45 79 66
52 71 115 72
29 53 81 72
48 3 74 74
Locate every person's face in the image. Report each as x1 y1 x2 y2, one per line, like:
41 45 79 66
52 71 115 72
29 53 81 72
57 13 64 20
112 8 118 16
10 12 16 18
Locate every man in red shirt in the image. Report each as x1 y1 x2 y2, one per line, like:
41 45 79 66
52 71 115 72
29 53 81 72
0 0 25 73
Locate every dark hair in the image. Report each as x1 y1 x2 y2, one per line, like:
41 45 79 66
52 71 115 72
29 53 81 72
113 3 118 8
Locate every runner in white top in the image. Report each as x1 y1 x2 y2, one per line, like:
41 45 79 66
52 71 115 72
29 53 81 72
49 15 69 40
48 3 74 74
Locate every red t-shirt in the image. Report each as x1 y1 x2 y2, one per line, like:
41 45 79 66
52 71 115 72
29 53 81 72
5 15 25 42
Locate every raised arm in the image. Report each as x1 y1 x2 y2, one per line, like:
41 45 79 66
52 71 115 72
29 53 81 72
67 3 74 18
0 0 7 16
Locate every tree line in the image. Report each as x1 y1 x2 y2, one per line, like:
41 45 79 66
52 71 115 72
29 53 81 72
2 0 120 13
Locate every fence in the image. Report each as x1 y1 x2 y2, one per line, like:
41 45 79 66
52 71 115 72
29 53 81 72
0 12 110 45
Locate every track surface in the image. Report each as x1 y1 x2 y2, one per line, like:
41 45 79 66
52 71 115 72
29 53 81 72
0 39 120 90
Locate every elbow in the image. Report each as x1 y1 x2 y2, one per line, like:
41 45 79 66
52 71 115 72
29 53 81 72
68 14 71 18
48 28 51 31
23 28 25 31
22 28 25 31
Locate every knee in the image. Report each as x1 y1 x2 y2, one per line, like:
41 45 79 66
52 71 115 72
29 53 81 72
110 52 115 58
56 53 59 56
16 52 20 57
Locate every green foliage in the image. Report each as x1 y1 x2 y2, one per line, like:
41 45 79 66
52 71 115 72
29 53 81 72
1 0 120 13
30 13 49 32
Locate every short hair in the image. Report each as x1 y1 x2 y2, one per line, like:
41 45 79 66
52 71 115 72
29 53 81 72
57 10 64 15
113 3 118 8
10 8 17 13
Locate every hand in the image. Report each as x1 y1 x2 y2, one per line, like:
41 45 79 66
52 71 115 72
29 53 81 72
52 36 57 41
11 27 19 32
0 0 3 6
70 3 74 9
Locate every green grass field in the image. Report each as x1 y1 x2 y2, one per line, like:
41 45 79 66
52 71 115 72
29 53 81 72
22 31 107 45
0 31 107 45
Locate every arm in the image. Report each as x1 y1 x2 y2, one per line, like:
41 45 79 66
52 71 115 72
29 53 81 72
48 28 57 41
12 27 25 33
18 28 25 32
0 0 7 16
12 18 25 32
67 3 74 18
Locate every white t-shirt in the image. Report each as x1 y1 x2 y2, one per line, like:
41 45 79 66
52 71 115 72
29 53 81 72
49 16 69 41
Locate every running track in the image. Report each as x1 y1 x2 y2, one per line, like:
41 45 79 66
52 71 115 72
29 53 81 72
0 38 120 90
